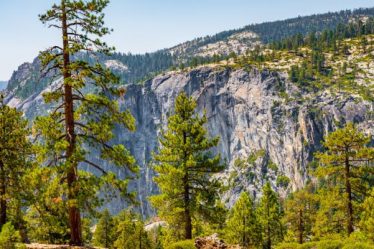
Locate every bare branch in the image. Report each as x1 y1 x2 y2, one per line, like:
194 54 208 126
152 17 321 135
83 160 108 175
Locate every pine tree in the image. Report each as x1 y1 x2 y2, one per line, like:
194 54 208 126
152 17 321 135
225 192 261 247
37 0 138 245
93 209 115 248
257 182 284 249
0 222 22 249
312 186 346 238
283 187 318 244
113 210 152 249
24 167 71 243
149 92 224 240
0 97 32 230
360 187 374 241
315 123 374 235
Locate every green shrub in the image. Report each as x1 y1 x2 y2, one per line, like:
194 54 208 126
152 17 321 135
166 240 195 249
0 222 22 249
15 244 26 249
299 242 317 249
317 240 343 249
276 239 374 249
342 242 374 249
275 242 301 249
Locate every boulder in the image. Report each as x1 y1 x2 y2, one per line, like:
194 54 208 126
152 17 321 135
194 234 227 249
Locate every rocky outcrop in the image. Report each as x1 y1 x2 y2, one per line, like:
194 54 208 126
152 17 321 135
195 234 228 249
5 65 373 216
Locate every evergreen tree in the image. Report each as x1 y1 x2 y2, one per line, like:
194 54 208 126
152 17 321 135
37 0 138 245
113 210 152 249
283 187 318 244
0 97 32 229
359 187 374 241
26 166 103 244
225 192 261 248
315 123 374 235
312 186 346 238
0 222 22 249
257 182 284 249
93 209 115 248
150 92 224 240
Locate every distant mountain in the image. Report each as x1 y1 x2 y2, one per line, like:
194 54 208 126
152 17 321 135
5 7 374 100
0 81 7 90
168 7 374 58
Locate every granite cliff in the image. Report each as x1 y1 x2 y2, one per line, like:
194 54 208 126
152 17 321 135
4 64 372 216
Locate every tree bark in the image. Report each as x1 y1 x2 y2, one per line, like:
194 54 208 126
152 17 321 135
243 215 246 247
344 152 354 235
61 0 82 245
182 130 192 240
183 173 192 240
0 160 6 228
298 209 303 244
266 202 271 249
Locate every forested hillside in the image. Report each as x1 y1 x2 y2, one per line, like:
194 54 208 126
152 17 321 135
169 7 374 57
5 7 374 101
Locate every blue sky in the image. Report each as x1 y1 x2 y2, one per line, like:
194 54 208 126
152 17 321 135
0 0 373 80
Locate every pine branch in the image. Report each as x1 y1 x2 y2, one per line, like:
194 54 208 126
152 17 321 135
83 160 107 175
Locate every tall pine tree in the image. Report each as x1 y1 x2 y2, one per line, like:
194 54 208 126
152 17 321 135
0 96 32 230
113 210 152 249
150 92 224 240
225 192 261 247
92 209 115 248
257 182 284 249
37 0 137 245
283 187 318 244
315 123 374 235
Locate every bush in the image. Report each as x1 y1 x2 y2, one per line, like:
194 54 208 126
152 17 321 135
275 239 374 249
15 244 26 249
276 242 301 249
317 240 343 249
0 222 22 249
342 242 374 249
299 242 317 249
166 240 195 249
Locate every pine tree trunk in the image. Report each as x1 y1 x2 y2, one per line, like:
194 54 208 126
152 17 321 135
105 219 109 248
15 201 29 243
243 215 246 247
183 173 192 240
344 153 354 235
61 0 82 245
0 160 6 228
266 202 271 249
298 209 303 244
182 131 192 240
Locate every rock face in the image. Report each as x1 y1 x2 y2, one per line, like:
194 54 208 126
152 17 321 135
5 65 373 216
169 30 261 58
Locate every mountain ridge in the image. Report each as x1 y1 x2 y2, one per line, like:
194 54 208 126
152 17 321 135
5 6 374 100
